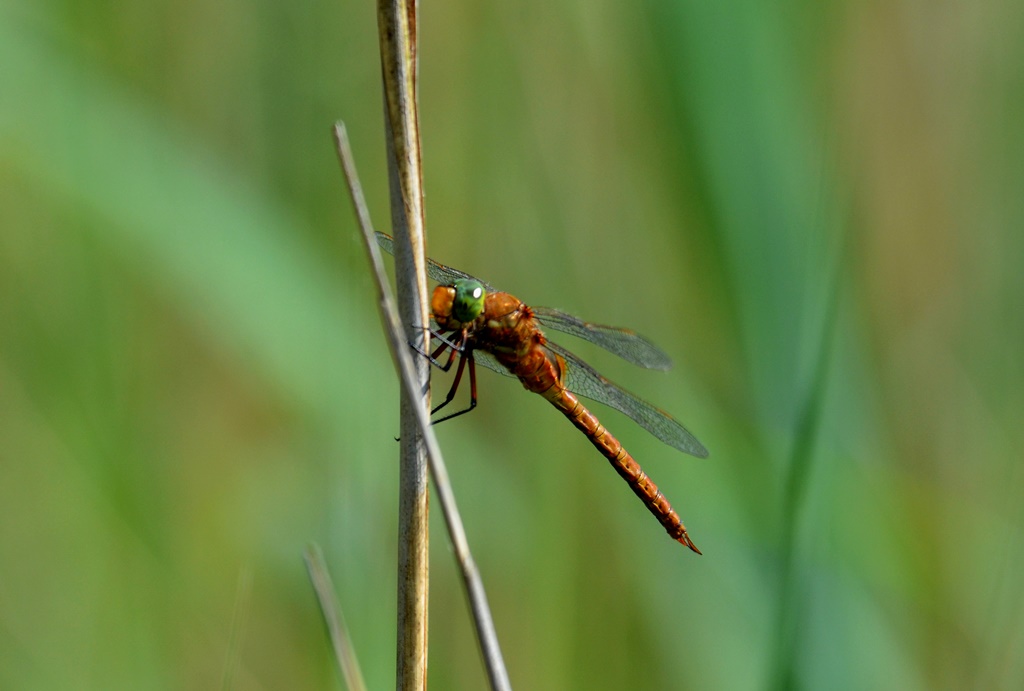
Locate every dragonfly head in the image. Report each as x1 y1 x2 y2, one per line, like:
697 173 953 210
431 279 486 328
451 278 486 323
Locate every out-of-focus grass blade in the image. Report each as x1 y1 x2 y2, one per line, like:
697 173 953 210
640 1 847 687
0 15 374 416
646 0 836 431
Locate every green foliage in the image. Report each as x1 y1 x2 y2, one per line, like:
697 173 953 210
2 0 1023 688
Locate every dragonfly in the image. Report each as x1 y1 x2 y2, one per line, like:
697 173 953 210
377 233 709 553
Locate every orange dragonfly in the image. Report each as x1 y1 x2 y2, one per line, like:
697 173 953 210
377 233 709 552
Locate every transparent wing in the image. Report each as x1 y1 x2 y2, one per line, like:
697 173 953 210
470 349 516 379
532 307 672 371
376 232 497 291
380 231 702 454
546 341 708 458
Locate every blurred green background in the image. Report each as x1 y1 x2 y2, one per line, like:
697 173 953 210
3 0 1023 688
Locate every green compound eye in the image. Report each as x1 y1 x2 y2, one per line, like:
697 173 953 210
451 279 486 323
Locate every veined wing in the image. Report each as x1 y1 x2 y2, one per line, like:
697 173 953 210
532 307 672 371
375 232 497 292
427 331 706 456
546 341 708 458
471 349 516 379
455 343 705 457
377 233 671 371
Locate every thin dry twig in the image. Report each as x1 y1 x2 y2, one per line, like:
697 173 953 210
304 544 369 691
334 121 512 691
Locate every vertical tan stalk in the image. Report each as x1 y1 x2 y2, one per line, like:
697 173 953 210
375 1 430 689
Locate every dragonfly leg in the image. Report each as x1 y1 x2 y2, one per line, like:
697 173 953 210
430 328 466 353
392 336 474 442
430 351 478 425
414 329 467 372
430 348 466 416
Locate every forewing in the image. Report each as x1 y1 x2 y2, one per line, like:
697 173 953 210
376 232 497 290
546 341 708 458
532 306 672 371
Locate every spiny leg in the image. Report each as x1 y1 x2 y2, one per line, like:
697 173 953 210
428 336 459 372
414 328 466 372
392 352 478 438
431 347 467 416
422 328 480 422
394 329 470 441
430 351 478 425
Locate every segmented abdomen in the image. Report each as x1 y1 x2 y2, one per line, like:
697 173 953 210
514 345 699 553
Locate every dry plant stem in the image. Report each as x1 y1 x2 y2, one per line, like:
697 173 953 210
304 544 369 691
335 122 512 691
376 1 430 688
